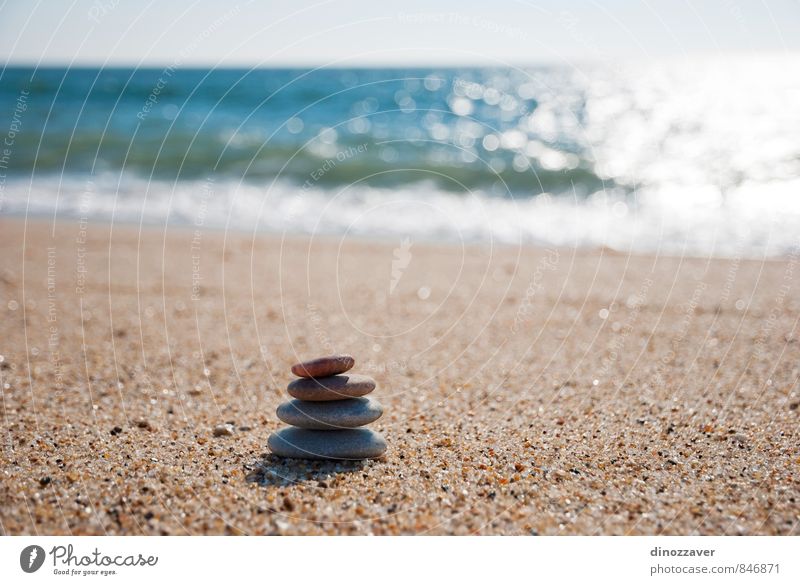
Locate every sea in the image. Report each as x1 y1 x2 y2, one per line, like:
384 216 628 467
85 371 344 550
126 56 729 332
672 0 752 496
1 56 799 256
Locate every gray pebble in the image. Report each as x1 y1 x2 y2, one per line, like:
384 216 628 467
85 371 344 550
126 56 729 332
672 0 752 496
287 374 376 401
276 397 383 429
268 427 387 460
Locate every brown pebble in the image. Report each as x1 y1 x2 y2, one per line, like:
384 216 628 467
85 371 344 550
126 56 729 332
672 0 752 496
213 423 235 437
287 374 375 401
291 354 355 378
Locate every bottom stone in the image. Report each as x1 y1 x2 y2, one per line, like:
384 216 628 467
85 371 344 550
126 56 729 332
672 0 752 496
268 427 387 460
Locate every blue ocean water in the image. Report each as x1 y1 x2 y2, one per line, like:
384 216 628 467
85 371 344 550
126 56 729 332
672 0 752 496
1 59 799 255
0 66 605 191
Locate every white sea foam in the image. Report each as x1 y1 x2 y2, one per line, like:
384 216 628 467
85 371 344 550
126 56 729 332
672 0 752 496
2 174 798 258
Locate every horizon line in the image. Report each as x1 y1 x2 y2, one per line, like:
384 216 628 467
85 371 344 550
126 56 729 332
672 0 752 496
3 49 798 71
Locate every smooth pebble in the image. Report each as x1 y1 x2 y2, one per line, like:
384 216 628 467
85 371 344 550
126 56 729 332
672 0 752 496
268 427 387 460
276 397 383 430
291 354 355 378
287 374 376 401
213 423 235 437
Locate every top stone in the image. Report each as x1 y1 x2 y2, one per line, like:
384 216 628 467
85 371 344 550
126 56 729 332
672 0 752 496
291 354 355 379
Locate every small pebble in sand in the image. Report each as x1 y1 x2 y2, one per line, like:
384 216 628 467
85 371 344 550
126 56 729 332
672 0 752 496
291 354 355 378
213 423 235 437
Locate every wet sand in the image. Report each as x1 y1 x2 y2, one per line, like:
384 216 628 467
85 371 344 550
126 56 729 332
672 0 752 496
0 217 797 535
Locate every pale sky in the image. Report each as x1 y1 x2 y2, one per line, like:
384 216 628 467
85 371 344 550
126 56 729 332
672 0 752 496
1 0 799 67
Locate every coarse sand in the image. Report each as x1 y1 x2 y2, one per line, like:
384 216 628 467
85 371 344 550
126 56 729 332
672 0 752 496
0 218 798 535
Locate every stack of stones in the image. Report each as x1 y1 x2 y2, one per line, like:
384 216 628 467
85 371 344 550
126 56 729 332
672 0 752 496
268 355 387 460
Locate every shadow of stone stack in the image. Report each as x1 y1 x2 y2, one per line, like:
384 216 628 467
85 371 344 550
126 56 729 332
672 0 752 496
268 355 387 460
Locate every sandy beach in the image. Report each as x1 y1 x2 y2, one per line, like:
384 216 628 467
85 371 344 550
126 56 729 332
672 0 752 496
0 216 797 535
